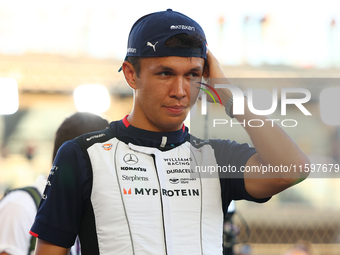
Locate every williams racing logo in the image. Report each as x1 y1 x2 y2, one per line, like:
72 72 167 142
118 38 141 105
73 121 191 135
163 157 192 166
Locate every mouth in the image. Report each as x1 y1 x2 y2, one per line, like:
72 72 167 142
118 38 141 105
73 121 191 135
164 105 187 115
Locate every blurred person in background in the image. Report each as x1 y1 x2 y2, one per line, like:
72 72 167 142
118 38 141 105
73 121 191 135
31 9 309 255
223 201 240 255
235 244 252 255
283 241 312 255
0 112 109 255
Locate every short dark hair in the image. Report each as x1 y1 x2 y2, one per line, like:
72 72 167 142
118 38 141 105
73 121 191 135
126 33 206 77
52 112 109 162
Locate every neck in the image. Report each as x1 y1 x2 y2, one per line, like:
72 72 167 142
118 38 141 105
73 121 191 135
126 112 184 132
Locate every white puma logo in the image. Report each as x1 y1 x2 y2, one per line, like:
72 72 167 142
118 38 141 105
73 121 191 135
147 41 158 51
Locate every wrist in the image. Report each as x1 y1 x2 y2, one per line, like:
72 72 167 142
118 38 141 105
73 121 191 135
218 88 233 106
225 96 234 118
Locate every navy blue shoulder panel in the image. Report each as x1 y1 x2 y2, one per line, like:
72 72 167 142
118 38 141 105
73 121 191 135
30 139 92 248
74 128 116 187
210 139 256 179
188 134 210 148
214 139 270 214
75 127 116 150
190 136 269 215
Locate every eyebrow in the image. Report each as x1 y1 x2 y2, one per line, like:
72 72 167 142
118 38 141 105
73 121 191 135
155 65 203 72
189 67 204 72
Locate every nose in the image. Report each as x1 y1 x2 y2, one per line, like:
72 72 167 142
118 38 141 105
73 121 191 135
170 76 187 99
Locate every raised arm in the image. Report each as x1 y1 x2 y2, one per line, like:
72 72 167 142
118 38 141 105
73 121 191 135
204 50 310 199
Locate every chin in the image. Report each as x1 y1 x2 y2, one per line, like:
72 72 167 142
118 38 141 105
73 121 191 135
160 118 185 132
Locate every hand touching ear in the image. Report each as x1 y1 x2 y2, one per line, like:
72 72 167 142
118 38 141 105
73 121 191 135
203 49 226 80
200 49 232 106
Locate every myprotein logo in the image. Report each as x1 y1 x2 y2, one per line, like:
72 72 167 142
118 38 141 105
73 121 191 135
123 188 131 195
123 188 199 197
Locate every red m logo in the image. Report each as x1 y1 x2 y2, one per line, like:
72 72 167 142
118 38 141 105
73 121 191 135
123 188 131 195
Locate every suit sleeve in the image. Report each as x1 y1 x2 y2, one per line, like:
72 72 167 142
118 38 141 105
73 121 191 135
30 140 92 248
210 139 271 215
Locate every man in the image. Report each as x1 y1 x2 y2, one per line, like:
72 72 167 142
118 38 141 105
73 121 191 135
31 9 309 254
0 112 109 255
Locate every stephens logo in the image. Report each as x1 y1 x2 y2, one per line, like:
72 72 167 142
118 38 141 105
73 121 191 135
122 175 149 182
123 153 139 165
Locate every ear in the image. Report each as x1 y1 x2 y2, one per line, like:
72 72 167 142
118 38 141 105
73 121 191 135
122 61 138 90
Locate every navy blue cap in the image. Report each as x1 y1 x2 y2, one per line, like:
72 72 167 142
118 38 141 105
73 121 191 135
124 9 207 60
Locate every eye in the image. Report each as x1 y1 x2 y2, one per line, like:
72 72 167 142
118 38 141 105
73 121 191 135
188 72 200 78
158 71 173 76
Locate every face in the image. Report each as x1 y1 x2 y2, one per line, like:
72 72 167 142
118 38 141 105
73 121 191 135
129 56 204 132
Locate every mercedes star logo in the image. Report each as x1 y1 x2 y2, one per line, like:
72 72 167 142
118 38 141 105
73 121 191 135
123 153 139 165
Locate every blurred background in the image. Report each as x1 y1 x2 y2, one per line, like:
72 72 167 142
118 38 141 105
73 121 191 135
0 0 340 254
